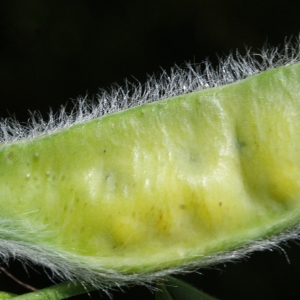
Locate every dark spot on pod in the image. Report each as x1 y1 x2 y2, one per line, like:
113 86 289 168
158 211 163 221
189 153 197 162
179 204 186 210
103 150 106 153
236 139 246 150
219 202 222 206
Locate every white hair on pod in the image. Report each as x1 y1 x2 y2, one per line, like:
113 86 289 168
1 36 299 143
0 36 300 290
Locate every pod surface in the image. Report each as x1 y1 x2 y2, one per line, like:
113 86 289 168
0 62 300 274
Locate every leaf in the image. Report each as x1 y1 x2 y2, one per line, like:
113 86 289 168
0 292 16 299
156 277 219 300
156 284 173 300
9 281 96 300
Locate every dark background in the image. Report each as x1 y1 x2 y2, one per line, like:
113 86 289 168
0 0 300 299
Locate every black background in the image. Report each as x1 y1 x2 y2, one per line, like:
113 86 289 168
0 0 300 299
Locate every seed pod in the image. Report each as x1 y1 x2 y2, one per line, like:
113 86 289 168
0 40 300 288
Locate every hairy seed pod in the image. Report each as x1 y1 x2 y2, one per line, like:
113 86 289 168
0 40 300 288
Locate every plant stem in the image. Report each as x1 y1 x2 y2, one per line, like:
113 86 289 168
11 281 97 300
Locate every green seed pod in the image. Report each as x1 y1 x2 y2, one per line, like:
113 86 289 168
0 39 300 288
